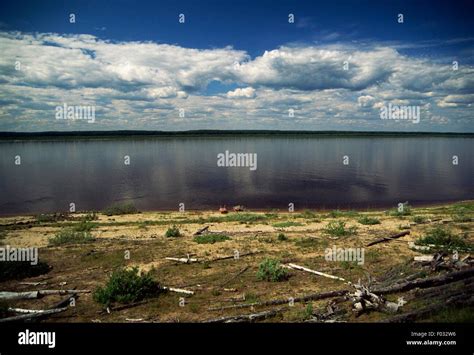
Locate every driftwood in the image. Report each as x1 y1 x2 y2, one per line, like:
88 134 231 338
204 307 287 323
373 267 474 294
165 257 198 264
285 263 347 282
194 226 209 235
208 289 349 311
208 251 259 263
0 289 90 300
0 307 68 323
366 231 410 247
162 286 194 295
219 266 249 287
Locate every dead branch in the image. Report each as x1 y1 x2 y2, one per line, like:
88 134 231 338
162 286 194 295
0 307 68 323
208 289 349 311
194 226 209 235
285 263 347 282
219 266 249 287
366 231 410 247
203 307 288 323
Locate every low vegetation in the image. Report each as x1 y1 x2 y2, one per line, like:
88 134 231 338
273 221 304 228
256 258 289 282
416 227 473 252
324 221 357 236
165 225 181 238
93 267 160 306
102 203 138 216
49 229 95 246
357 216 381 225
193 234 230 244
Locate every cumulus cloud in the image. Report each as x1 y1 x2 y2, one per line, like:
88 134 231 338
226 87 256 99
0 31 473 132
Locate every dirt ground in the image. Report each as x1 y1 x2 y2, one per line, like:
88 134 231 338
0 201 473 323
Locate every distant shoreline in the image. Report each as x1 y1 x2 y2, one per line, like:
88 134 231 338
1 130 473 141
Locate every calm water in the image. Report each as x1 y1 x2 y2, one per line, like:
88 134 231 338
0 136 473 215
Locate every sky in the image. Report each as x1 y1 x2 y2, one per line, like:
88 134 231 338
0 0 473 132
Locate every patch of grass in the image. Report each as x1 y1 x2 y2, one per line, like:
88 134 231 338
277 233 288 241
417 227 473 252
0 261 50 282
165 225 181 238
294 210 317 219
323 221 357 237
93 267 160 306
273 221 304 228
221 213 267 223
388 203 412 217
413 216 427 224
365 250 382 263
48 229 95 246
73 220 97 232
244 292 260 304
327 210 359 218
256 258 289 282
193 234 230 244
451 206 472 222
294 237 328 249
82 212 98 221
357 216 381 225
102 203 138 216
36 214 60 223
428 306 474 323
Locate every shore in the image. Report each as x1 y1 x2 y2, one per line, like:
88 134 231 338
0 201 472 323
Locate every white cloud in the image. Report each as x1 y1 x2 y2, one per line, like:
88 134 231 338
226 87 256 99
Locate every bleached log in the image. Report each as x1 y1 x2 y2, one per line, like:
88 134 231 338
286 263 347 282
414 255 435 262
162 287 194 295
0 289 89 300
208 289 348 311
165 257 198 263
208 251 259 263
9 308 57 314
366 231 410 247
203 307 287 323
0 307 68 323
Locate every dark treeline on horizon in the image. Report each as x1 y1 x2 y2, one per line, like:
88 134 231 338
1 130 473 139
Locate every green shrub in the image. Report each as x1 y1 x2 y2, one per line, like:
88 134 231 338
277 233 288 241
324 221 357 236
93 267 160 306
73 220 97 232
165 225 181 238
328 210 359 218
273 221 304 228
413 216 427 224
49 229 95 246
357 216 381 225
256 258 288 282
193 234 229 244
417 227 473 252
102 203 138 216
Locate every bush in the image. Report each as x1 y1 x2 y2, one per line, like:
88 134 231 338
165 225 181 238
93 267 160 306
193 234 229 244
324 221 357 236
256 258 288 282
357 216 381 225
277 233 288 241
49 229 95 246
102 203 138 216
417 227 473 252
273 221 304 228
412 216 427 224
73 220 97 232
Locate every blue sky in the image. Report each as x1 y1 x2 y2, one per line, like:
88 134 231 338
0 0 473 131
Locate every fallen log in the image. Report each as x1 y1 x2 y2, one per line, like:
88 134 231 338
286 263 347 282
0 307 68 323
208 289 349 311
203 307 287 323
162 287 194 295
208 251 259 263
0 289 90 300
194 226 210 235
219 266 249 287
165 257 198 263
366 231 410 247
373 267 474 294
